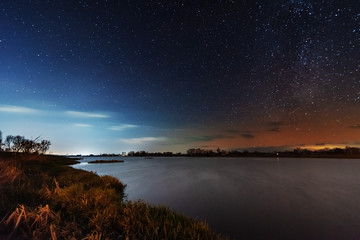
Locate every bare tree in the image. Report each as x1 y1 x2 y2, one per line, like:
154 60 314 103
22 139 35 153
39 140 51 154
5 135 15 151
4 134 51 154
12 135 25 152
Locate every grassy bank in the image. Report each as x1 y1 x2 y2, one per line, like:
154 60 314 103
0 153 227 240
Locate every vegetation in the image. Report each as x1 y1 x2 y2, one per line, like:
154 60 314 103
186 147 360 158
0 152 227 240
0 131 51 154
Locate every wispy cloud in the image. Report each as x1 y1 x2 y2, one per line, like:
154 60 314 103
267 121 284 127
0 105 38 114
241 133 255 139
67 110 109 118
224 129 258 138
118 137 167 144
186 135 232 142
109 124 138 131
73 123 93 128
231 145 292 152
349 124 360 129
224 129 240 134
266 122 284 132
268 127 281 132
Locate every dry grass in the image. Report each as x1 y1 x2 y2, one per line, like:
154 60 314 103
82 231 107 240
119 201 223 240
3 204 58 239
4 204 29 232
0 161 27 186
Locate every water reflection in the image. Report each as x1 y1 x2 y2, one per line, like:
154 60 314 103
73 157 360 240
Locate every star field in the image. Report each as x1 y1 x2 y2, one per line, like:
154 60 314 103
0 1 359 154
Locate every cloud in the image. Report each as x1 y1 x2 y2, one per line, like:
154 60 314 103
224 129 240 134
118 137 167 144
67 110 109 118
0 105 38 114
201 145 218 148
231 145 292 152
186 135 232 142
226 129 257 137
268 127 281 132
241 133 255 139
349 124 360 129
73 123 93 128
108 124 138 131
267 121 284 127
315 143 326 146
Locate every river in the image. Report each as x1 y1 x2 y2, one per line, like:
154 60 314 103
73 157 360 240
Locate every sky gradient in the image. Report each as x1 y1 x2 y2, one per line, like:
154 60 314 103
1 1 359 155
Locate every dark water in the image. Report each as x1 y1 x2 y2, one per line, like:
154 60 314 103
73 157 360 240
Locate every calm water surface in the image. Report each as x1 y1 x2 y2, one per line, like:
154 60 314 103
73 157 360 240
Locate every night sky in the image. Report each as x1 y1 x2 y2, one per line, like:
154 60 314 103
1 1 359 155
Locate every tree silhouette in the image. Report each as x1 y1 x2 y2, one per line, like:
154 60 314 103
3 134 51 154
22 139 35 153
5 135 15 151
12 135 25 152
39 140 51 154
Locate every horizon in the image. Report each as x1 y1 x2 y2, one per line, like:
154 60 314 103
1 1 359 155
63 145 360 157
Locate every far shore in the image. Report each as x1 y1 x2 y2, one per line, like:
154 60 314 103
70 146 360 159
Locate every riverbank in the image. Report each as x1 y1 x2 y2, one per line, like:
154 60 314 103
0 153 227 239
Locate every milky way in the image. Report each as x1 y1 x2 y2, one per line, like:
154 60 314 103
0 1 359 154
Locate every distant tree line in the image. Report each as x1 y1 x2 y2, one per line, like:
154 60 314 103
127 151 182 157
120 147 360 158
78 146 360 158
187 148 227 156
0 130 51 154
187 147 360 158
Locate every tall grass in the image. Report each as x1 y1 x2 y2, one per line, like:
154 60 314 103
0 153 228 239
